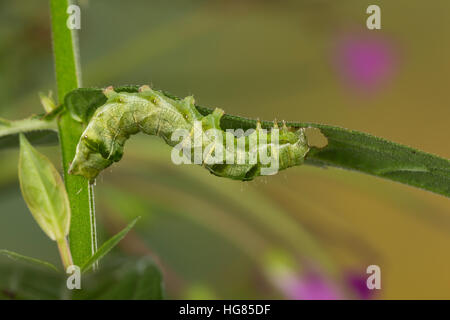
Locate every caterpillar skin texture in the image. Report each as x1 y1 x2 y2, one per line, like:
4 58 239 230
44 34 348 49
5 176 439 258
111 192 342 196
68 86 309 181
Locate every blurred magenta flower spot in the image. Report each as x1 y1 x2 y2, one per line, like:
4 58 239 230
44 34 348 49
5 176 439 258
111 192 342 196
345 272 376 300
334 33 397 94
280 272 341 300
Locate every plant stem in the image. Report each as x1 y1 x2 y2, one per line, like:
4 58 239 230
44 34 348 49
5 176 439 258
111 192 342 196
50 0 97 267
0 118 58 138
57 238 73 269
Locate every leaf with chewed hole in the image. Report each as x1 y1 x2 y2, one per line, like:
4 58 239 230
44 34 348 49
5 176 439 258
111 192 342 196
65 87 450 197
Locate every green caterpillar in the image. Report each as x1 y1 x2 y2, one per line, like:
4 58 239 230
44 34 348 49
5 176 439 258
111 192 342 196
68 86 309 182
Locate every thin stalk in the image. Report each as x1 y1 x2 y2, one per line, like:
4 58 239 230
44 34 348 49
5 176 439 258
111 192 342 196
0 118 57 138
88 182 98 269
57 237 73 269
50 0 97 267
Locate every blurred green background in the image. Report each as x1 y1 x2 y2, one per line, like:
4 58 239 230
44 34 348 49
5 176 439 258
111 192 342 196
1 0 449 299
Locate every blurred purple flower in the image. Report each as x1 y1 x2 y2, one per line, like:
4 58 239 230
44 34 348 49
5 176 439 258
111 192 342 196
333 33 397 94
264 251 375 300
280 272 341 300
345 272 376 300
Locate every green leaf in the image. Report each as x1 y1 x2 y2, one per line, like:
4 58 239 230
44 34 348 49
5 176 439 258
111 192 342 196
0 249 59 273
0 256 163 300
0 263 65 300
303 124 450 198
214 114 450 197
94 258 163 300
64 88 107 123
81 217 141 273
0 117 58 150
64 87 450 197
18 134 71 241
73 256 164 300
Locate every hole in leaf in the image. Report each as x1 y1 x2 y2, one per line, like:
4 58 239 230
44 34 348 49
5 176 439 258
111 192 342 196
305 128 328 149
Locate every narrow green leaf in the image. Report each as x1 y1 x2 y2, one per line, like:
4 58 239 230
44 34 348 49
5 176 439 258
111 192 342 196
215 113 450 197
18 134 71 241
0 117 58 150
81 217 141 273
0 249 59 273
303 124 450 198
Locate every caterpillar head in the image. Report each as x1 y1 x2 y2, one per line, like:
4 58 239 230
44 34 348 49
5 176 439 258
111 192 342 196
68 140 113 182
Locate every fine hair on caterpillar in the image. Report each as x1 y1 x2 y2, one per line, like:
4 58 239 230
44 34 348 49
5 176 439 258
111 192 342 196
68 85 310 182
